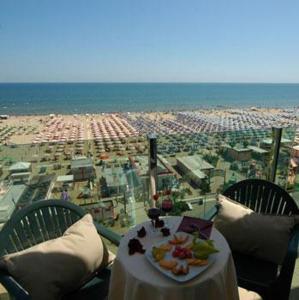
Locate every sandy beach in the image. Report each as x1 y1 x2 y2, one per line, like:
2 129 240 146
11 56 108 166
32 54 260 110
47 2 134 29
0 108 297 145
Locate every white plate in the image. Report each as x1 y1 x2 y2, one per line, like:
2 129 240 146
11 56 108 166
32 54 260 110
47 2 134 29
145 232 216 282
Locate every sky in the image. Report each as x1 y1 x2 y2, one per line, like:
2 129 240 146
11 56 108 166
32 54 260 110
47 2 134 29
0 0 299 83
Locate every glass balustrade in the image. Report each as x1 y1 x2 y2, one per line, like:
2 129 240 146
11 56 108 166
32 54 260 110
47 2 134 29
0 126 298 234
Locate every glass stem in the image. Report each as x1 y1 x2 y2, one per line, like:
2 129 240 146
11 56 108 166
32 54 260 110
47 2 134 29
165 213 168 227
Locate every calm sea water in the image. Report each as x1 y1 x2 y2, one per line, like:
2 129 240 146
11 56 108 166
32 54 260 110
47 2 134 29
0 83 298 115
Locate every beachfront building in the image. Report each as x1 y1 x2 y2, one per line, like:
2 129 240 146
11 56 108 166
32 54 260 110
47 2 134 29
9 162 32 184
102 167 128 196
71 156 95 181
9 162 32 174
17 174 55 207
0 184 27 229
54 175 74 192
226 146 252 162
157 155 180 189
176 155 214 186
248 146 269 160
56 175 74 184
261 137 292 149
131 155 177 191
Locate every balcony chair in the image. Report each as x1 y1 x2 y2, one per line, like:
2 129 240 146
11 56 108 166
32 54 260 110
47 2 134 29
209 179 299 300
0 199 121 300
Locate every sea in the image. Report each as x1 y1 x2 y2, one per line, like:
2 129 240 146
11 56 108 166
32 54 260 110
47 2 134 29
0 83 299 115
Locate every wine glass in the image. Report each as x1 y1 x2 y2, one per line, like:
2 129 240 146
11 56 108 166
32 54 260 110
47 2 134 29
161 198 173 227
147 207 161 232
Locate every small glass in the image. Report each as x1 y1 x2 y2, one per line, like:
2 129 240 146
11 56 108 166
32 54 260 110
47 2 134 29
147 207 161 232
161 198 173 227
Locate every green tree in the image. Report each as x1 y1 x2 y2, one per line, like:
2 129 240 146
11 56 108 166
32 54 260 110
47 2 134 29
230 162 239 171
199 179 211 195
229 140 236 148
243 140 249 148
203 154 218 167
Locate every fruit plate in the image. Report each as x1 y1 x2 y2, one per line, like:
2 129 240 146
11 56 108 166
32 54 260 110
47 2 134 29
145 232 217 282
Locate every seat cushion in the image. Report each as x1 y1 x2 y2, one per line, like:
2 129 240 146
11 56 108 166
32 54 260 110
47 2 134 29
63 268 111 300
0 214 109 300
214 194 296 264
233 251 278 290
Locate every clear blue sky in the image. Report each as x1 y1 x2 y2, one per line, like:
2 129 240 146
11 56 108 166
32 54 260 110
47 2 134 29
0 0 299 83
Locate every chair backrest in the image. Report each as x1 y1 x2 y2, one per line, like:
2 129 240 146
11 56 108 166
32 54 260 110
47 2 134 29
223 179 299 215
0 200 86 256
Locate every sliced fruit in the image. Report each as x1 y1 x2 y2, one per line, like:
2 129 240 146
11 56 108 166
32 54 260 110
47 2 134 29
191 239 219 259
185 243 193 249
186 258 209 266
172 245 192 259
152 246 167 261
171 265 189 275
159 243 173 251
159 259 178 270
168 234 189 245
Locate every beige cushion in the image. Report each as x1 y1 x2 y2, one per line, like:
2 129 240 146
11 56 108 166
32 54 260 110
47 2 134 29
0 214 110 300
238 287 263 300
214 194 296 265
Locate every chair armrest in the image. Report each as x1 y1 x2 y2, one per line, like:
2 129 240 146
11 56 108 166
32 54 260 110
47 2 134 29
203 204 219 221
0 270 30 300
276 223 299 299
94 222 122 246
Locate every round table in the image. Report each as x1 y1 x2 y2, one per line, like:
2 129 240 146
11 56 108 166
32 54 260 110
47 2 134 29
108 216 239 300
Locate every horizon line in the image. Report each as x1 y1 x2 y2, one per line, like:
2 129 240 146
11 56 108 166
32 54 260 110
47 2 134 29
1 81 299 84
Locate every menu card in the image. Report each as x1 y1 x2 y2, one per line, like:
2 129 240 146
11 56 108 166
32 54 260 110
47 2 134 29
176 216 213 239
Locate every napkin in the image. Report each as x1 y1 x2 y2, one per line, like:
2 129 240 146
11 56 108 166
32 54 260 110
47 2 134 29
176 216 213 239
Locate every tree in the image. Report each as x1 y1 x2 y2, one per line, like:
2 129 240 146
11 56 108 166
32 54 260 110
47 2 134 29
170 201 189 216
199 179 211 195
243 140 249 148
203 154 218 167
230 162 239 171
179 190 186 200
229 140 236 148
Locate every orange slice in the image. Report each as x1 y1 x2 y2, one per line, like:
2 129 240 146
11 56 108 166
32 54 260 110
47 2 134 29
159 259 178 270
158 243 173 251
186 258 209 266
168 234 189 245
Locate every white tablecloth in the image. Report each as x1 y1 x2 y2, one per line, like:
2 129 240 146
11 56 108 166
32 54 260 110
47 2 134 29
108 216 239 300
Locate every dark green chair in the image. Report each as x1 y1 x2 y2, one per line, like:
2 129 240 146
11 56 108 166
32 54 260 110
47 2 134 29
0 200 121 300
209 179 299 300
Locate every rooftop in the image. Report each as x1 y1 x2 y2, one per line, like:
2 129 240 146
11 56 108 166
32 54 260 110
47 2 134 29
56 175 74 183
71 156 93 169
177 155 214 171
9 162 31 172
0 184 26 223
104 167 127 187
262 138 292 145
191 169 207 179
247 146 269 154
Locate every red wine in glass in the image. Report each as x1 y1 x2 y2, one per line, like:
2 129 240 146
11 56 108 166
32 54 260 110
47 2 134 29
162 199 173 214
